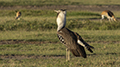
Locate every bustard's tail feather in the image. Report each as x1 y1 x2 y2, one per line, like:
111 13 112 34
88 48 93 53
75 32 94 53
86 44 94 53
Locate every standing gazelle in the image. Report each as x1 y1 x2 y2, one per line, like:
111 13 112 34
101 10 116 22
55 9 94 61
15 11 21 20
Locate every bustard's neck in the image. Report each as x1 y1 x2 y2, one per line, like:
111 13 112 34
56 11 66 31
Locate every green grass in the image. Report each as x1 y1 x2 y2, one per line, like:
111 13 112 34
0 17 120 66
0 10 100 17
1 18 120 31
0 2 120 66
0 30 120 42
0 0 120 6
0 30 120 67
1 9 120 31
0 10 120 31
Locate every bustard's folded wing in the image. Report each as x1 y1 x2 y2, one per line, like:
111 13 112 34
57 33 86 58
57 28 87 58
75 33 94 53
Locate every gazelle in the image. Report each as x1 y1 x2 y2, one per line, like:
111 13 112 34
101 10 116 22
55 9 94 61
15 11 21 20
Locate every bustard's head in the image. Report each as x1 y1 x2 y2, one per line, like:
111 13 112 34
54 9 66 31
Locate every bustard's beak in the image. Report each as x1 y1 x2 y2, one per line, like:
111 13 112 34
54 10 59 13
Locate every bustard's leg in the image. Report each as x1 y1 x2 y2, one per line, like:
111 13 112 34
66 48 70 61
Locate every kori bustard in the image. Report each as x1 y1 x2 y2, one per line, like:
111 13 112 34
55 9 94 61
101 10 116 22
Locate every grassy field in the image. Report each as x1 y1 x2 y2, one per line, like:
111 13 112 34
0 16 120 67
0 0 120 67
0 30 120 67
0 10 120 67
0 10 120 31
0 0 120 6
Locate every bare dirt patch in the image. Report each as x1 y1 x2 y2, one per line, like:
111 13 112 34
0 40 58 45
0 55 65 60
0 40 120 45
0 5 120 11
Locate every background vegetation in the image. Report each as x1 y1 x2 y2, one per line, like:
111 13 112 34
0 30 120 67
0 0 120 67
1 19 120 31
0 10 120 31
0 0 120 6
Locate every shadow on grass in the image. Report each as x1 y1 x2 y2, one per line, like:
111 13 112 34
0 54 66 60
0 39 59 45
88 52 120 57
0 52 120 60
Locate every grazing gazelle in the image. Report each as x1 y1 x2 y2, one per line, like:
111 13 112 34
15 11 21 20
55 9 94 61
101 10 116 21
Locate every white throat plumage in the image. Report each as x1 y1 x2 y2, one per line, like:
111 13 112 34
55 10 66 31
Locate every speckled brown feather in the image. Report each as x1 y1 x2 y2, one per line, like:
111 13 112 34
57 28 86 58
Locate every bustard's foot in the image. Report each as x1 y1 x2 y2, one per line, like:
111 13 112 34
66 59 70 62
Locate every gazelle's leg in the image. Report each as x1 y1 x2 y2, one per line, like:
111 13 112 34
18 18 20 20
66 48 70 61
108 17 111 22
108 18 111 22
100 15 104 22
101 15 104 20
111 18 113 21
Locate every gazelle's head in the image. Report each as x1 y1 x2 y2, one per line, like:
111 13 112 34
54 9 66 31
112 16 116 21
114 18 116 21
15 11 21 20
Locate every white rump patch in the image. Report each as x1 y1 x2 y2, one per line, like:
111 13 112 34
77 40 85 47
